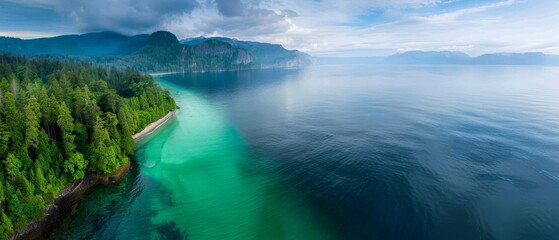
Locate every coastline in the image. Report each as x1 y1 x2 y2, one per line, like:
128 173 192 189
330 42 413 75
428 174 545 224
149 71 183 77
132 110 176 141
10 110 176 240
146 65 308 76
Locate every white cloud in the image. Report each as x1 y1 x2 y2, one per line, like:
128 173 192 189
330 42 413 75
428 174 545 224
407 0 516 25
260 0 559 57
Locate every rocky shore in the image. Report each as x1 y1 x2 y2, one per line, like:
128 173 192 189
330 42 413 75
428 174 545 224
9 161 131 240
10 110 176 240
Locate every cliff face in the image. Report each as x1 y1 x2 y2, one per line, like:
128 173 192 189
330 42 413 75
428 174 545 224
182 37 315 69
234 50 253 64
190 40 254 64
179 39 256 71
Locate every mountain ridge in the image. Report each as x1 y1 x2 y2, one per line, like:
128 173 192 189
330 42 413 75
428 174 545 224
0 31 314 72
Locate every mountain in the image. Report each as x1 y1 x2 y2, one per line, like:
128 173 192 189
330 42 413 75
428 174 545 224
0 31 313 72
113 32 258 72
472 52 559 65
320 51 559 66
0 31 150 56
181 37 315 68
318 56 385 65
382 51 471 65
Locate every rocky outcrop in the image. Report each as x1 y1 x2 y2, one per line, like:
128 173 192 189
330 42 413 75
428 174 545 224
234 50 253 65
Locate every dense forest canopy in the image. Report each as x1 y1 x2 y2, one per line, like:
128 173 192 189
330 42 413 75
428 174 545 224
0 54 176 239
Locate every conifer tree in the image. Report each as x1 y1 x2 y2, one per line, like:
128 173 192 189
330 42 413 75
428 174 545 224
24 96 41 153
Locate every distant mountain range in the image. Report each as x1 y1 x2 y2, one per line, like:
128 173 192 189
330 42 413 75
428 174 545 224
0 31 315 72
320 51 559 66
2 32 555 70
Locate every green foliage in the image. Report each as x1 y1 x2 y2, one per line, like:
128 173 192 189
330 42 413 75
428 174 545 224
24 96 41 152
4 154 20 181
57 102 76 155
89 118 119 174
3 92 24 156
0 54 176 238
63 153 87 180
0 129 9 158
57 102 74 134
0 212 14 239
0 180 5 201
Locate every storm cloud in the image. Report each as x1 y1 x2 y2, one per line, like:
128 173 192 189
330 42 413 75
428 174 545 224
215 0 245 17
11 0 199 34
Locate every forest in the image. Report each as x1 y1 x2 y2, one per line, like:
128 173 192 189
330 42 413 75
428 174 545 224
0 54 176 239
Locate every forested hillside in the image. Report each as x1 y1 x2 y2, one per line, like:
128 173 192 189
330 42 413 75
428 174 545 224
0 31 314 73
0 55 176 239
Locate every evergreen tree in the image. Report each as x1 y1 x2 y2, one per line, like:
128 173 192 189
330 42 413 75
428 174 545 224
4 154 20 181
63 153 87 180
0 180 5 201
0 54 176 237
0 212 14 240
34 167 47 194
57 102 75 155
24 96 41 153
89 118 118 174
3 92 23 155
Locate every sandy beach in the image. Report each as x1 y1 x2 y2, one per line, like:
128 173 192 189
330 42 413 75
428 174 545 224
149 71 183 77
133 110 176 141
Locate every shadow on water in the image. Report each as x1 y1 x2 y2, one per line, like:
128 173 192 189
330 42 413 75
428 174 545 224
161 68 304 95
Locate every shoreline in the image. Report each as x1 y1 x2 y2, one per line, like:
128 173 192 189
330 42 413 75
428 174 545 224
132 110 176 141
149 71 183 76
10 161 132 240
10 110 176 240
146 65 307 76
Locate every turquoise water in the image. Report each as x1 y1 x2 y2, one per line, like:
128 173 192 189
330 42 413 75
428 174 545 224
55 80 333 239
58 65 559 239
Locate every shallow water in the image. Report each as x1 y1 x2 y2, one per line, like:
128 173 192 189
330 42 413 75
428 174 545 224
57 65 559 239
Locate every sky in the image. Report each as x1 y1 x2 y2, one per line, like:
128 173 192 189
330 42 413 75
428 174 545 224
0 0 558 57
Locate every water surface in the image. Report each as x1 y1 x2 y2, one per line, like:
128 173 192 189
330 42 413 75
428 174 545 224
58 65 559 239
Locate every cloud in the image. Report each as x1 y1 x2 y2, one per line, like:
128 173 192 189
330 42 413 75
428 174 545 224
5 0 559 56
166 1 300 38
10 0 199 34
215 0 245 17
408 0 516 25
0 31 60 39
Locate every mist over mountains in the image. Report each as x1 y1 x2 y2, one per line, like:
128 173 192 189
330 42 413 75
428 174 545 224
320 51 559 66
1 30 557 71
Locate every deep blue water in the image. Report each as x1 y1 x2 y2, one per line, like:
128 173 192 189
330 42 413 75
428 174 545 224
159 65 559 239
59 64 559 239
